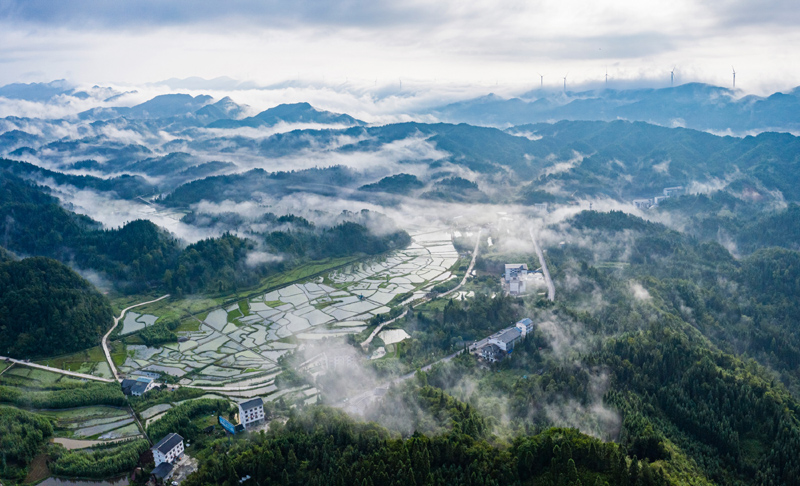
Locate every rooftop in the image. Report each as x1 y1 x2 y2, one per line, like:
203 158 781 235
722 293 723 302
239 397 264 412
152 432 183 455
151 462 174 479
517 318 533 326
492 327 521 344
505 263 528 270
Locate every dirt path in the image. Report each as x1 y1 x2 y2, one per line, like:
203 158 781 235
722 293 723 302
102 294 170 381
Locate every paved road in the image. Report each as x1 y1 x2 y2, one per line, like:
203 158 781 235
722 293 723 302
102 294 170 381
0 356 113 382
529 228 555 301
440 228 482 298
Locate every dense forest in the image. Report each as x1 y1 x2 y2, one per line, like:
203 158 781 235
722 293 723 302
183 406 667 486
49 439 151 479
0 405 53 476
0 256 113 358
0 171 410 295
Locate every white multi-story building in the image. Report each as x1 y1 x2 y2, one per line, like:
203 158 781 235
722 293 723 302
488 327 522 352
663 186 684 198
151 433 184 466
238 398 265 429
515 318 534 336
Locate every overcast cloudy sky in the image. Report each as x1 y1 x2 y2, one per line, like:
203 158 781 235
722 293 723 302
0 0 797 94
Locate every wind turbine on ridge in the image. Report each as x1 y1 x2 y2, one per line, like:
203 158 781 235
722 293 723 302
563 73 568 92
537 73 543 89
605 67 608 87
732 66 736 88
670 67 675 86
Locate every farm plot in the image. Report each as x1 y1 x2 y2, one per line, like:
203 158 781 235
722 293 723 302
40 406 142 440
116 231 458 386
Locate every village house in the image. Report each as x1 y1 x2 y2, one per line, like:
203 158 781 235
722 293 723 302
488 327 522 352
663 186 684 198
238 397 265 429
504 263 530 295
480 343 503 363
121 376 155 397
515 318 534 336
152 432 184 467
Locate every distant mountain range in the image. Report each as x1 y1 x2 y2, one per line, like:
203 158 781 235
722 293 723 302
431 83 800 133
0 79 134 102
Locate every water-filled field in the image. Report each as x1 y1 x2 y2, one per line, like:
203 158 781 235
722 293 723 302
116 231 459 387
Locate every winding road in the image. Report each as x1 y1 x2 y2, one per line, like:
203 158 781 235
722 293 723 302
529 227 555 301
102 294 171 381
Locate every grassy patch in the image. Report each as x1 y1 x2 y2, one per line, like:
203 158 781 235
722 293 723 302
122 334 145 345
227 308 242 322
312 300 341 310
265 300 285 308
175 317 201 332
35 346 107 374
110 341 127 367
238 299 250 316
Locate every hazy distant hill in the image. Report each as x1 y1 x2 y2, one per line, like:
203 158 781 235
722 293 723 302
433 83 800 133
207 102 364 128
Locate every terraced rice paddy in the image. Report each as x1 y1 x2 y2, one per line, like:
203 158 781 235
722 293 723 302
40 406 141 440
117 231 459 387
119 312 158 335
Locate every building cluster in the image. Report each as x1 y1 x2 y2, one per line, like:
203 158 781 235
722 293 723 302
150 432 184 483
633 186 684 210
502 263 545 296
121 376 156 396
470 318 534 363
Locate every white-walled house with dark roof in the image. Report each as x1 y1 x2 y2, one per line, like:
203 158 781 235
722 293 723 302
238 397 265 429
152 432 184 466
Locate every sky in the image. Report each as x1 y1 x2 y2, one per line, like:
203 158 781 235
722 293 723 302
0 0 798 95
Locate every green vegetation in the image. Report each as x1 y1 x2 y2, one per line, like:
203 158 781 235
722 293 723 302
359 173 424 193
0 172 410 297
0 381 126 409
0 256 113 359
129 386 207 413
0 406 53 479
36 345 110 373
49 439 150 479
183 405 666 486
137 317 180 346
146 398 229 442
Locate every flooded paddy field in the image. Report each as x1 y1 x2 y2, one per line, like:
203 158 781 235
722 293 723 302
116 231 459 388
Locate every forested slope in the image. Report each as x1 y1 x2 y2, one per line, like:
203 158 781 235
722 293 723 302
0 257 113 358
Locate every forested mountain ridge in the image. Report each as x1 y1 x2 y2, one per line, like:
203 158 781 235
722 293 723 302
0 170 410 295
0 256 113 358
